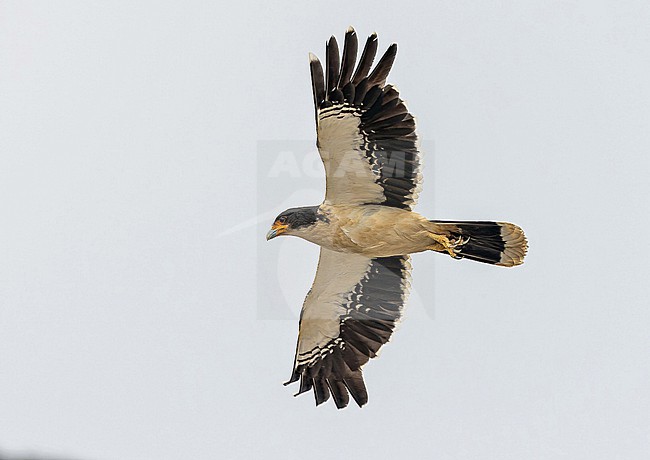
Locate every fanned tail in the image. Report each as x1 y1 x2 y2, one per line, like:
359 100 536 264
429 220 528 267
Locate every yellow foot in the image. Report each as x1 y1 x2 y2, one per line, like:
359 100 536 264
428 233 469 259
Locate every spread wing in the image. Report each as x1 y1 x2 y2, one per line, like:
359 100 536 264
310 27 422 210
285 248 412 408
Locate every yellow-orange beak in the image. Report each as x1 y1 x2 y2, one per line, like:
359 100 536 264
266 221 288 240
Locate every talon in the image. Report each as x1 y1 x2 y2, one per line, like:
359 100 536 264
450 235 470 249
428 232 469 258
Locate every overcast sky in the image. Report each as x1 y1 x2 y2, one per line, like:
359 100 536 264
1 1 649 459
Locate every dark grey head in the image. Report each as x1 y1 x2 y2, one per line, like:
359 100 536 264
266 206 320 240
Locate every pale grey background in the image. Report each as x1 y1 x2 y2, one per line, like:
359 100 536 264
1 1 649 459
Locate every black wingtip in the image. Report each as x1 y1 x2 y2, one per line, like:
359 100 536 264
326 36 340 96
338 26 359 87
313 378 331 406
351 32 379 85
284 368 300 386
368 43 398 87
327 380 350 409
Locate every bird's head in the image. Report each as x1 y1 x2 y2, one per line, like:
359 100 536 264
266 206 320 241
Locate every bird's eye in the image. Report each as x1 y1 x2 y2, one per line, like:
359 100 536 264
278 216 287 224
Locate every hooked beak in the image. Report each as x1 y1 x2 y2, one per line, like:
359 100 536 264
266 222 288 240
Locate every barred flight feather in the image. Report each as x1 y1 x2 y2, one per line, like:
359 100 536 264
286 249 411 408
309 27 422 211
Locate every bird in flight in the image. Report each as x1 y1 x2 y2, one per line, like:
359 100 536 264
266 27 527 409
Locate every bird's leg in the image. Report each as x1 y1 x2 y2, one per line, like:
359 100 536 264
428 233 469 259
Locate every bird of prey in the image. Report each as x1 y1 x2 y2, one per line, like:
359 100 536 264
266 27 527 409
